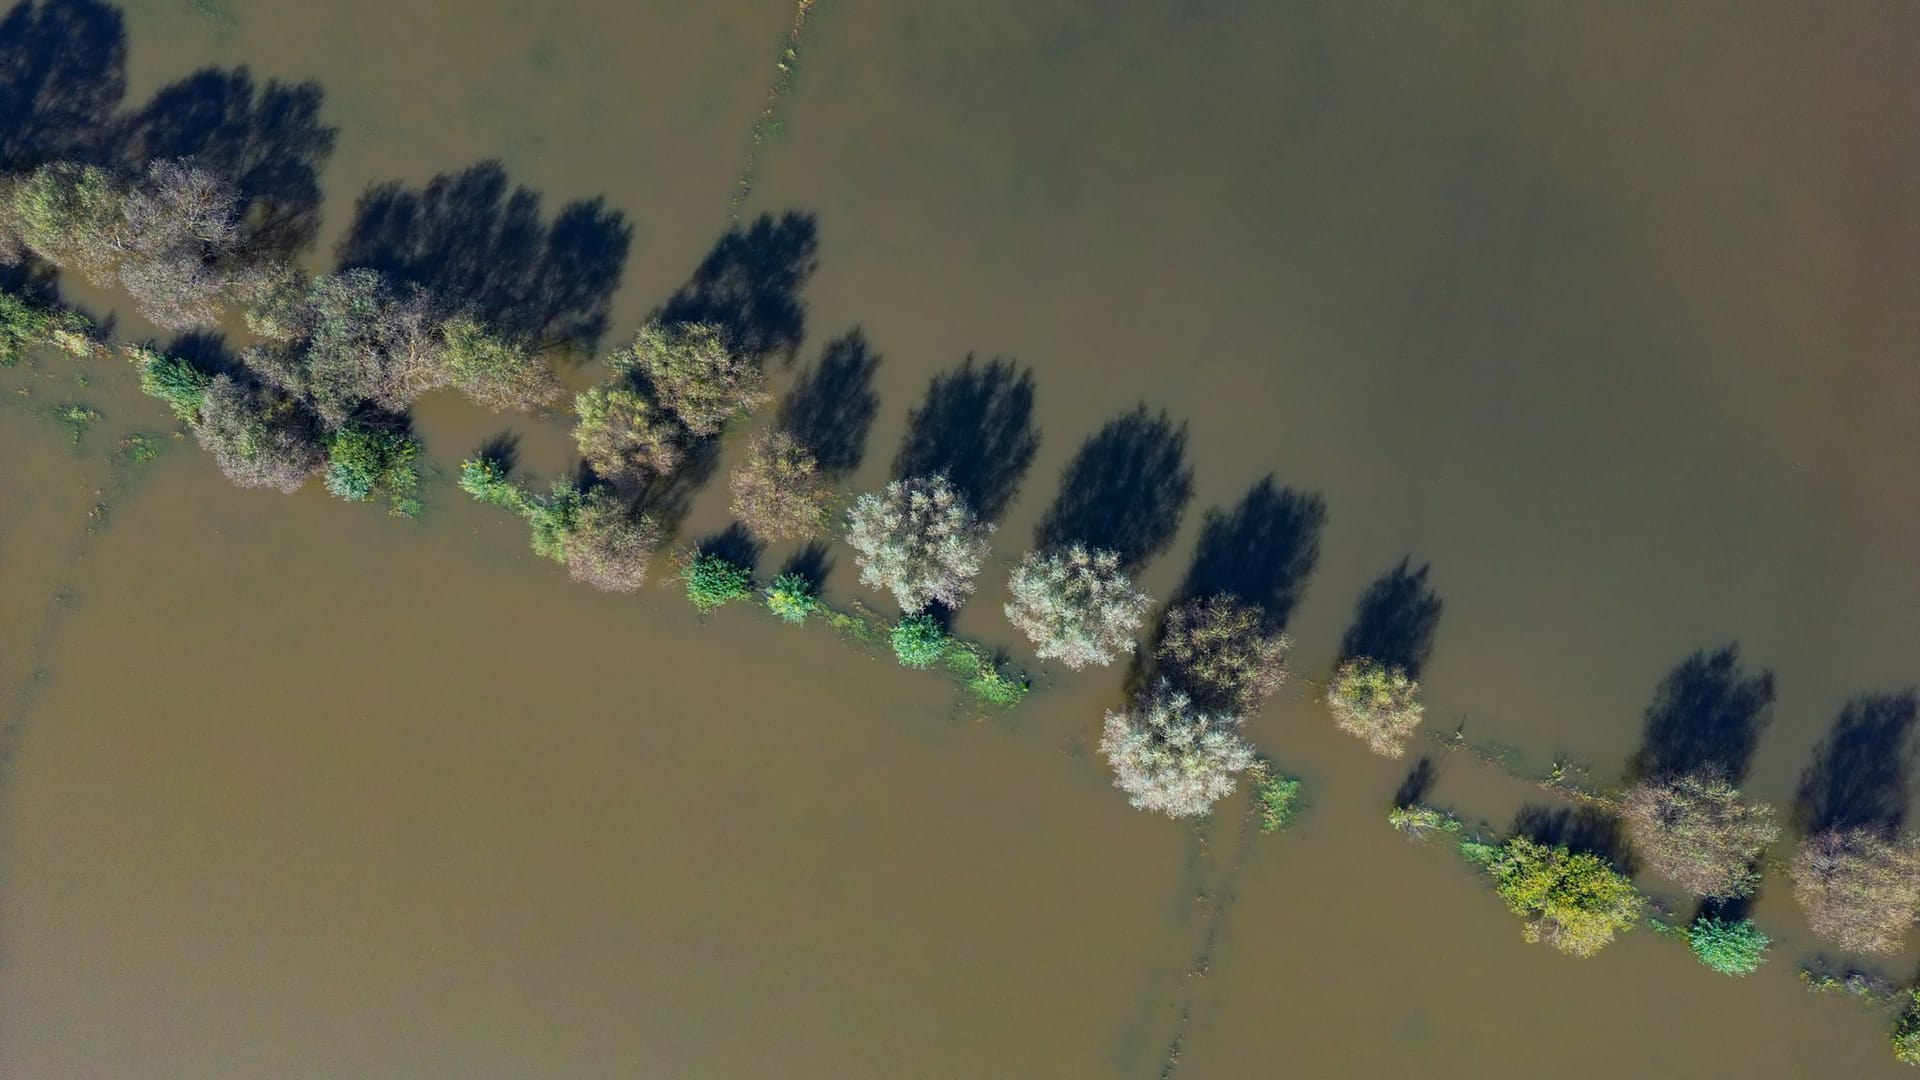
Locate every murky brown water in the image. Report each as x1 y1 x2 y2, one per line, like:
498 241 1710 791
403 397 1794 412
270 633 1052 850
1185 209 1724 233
4 1 1920 1076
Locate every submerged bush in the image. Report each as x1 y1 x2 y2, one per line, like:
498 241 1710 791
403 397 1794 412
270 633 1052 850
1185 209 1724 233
764 572 819 624
1895 991 1920 1066
527 480 589 563
729 429 834 541
440 314 560 412
458 455 527 513
126 343 213 421
1483 836 1644 957
563 491 660 592
1099 679 1256 819
609 320 768 436
324 425 422 516
1 288 94 365
1156 595 1292 713
1004 544 1150 670
1791 828 1920 955
1621 772 1778 899
573 385 683 482
967 665 1029 708
683 551 754 611
1325 657 1425 758
192 374 325 492
845 474 993 614
1686 915 1769 976
1253 769 1303 833
891 614 948 669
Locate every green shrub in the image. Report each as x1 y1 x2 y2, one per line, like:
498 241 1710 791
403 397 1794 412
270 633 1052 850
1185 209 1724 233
324 426 422 516
684 551 753 611
966 666 1029 707
1390 805 1462 837
1686 915 1769 976
126 344 212 421
891 614 947 669
440 314 559 412
764 572 818 624
1485 836 1645 956
457 456 527 513
1255 772 1303 833
1894 990 1920 1066
1325 656 1425 758
527 480 589 563
1 288 94 365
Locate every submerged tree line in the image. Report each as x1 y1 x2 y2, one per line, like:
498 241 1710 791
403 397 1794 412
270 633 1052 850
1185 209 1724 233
3 0 1919 1066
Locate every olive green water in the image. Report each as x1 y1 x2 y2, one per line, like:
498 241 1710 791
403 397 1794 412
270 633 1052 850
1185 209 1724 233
4 1 1920 1076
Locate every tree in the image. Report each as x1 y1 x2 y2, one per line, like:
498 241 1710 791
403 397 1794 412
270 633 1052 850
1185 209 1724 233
125 342 211 420
323 425 422 516
1620 773 1778 899
245 269 446 426
1325 657 1424 758
729 429 834 541
1 288 94 365
764 572 818 624
3 161 125 276
573 385 683 481
192 374 325 492
1099 679 1256 819
562 490 660 592
114 159 243 330
1791 828 1920 955
845 474 993 614
441 314 560 412
1483 836 1644 957
1156 595 1292 712
1004 544 1149 670
609 319 767 436
681 550 753 610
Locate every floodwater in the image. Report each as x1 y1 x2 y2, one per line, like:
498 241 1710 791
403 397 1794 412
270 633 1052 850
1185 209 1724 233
3 0 1920 1076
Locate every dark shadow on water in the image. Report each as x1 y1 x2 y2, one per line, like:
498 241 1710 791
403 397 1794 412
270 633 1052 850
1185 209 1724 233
1393 755 1439 809
891 354 1039 523
695 521 763 575
336 160 630 352
159 330 249 381
625 435 722 539
1177 476 1325 631
0 0 126 169
777 327 880 478
1627 644 1775 784
659 210 817 365
1512 803 1637 874
1339 558 1442 677
117 66 337 259
779 541 834 590
1796 692 1917 837
475 431 520 476
1033 405 1193 571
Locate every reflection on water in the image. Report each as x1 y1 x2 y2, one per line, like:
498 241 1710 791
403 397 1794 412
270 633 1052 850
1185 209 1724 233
4 0 1920 1076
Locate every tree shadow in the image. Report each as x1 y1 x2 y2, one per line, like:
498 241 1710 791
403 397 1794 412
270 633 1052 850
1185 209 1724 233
779 540 834 589
891 354 1039 523
1338 558 1442 677
335 160 631 352
1177 476 1326 631
1512 803 1637 874
1033 405 1193 571
1627 644 1775 785
116 66 337 258
777 327 880 478
695 521 764 575
0 0 126 169
475 431 520 475
624 434 723 539
1795 692 1918 837
158 330 249 381
1393 755 1439 809
659 210 817 365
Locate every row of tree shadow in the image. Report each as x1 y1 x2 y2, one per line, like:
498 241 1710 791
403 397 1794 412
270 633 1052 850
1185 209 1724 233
1401 641 1918 886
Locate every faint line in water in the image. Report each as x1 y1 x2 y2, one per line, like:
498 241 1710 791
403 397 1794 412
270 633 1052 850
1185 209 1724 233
729 0 824 220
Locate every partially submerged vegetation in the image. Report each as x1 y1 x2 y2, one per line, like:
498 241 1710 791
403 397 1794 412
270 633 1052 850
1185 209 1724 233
1325 656 1424 757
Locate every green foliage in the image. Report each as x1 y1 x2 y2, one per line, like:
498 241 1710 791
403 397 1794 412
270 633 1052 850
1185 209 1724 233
764 572 818 624
1254 770 1303 833
126 343 212 421
1685 915 1769 976
1894 990 1920 1066
684 551 754 611
1484 836 1645 957
1390 805 1463 837
54 403 101 443
573 384 682 480
0 287 93 366
966 665 1029 707
458 455 528 514
5 162 125 276
891 614 947 669
324 426 422 516
1325 656 1425 757
117 433 160 464
1460 840 1501 866
440 314 559 412
609 319 768 436
527 480 589 563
